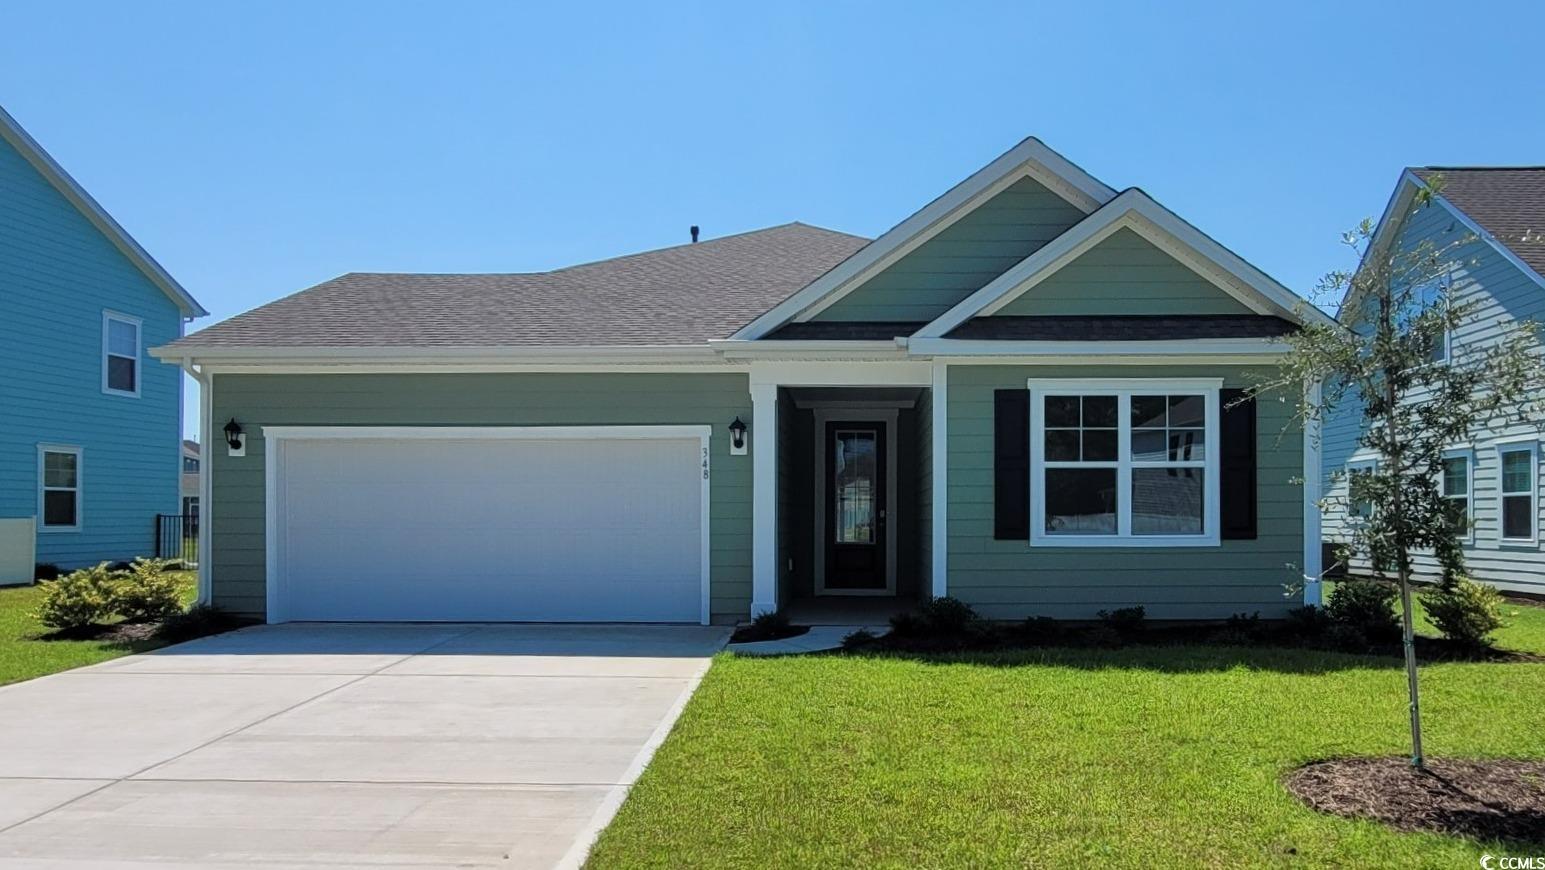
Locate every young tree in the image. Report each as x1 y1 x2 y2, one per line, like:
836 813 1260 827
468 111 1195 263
1261 179 1544 768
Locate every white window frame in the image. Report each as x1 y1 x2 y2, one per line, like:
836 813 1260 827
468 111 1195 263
1027 378 1221 548
102 310 142 398
1496 438 1539 546
1345 458 1378 521
37 444 83 533
1440 448 1474 544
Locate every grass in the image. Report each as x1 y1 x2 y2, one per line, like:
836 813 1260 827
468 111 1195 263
589 598 1545 868
0 570 197 686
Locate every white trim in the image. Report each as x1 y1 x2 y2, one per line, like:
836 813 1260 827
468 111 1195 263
192 363 213 603
748 360 933 388
750 384 779 617
1441 446 1475 546
36 444 83 533
732 138 1117 339
1496 439 1539 547
906 337 1289 358
1026 380 1221 548
930 362 948 598
812 409 899 596
708 339 908 359
0 104 206 317
919 189 1332 339
260 425 714 625
101 310 143 398
151 344 723 366
1303 379 1323 606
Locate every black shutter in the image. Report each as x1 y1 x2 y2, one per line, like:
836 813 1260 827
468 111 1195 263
994 389 1030 540
1220 388 1257 540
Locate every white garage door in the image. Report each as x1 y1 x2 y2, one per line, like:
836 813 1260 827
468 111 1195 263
268 428 708 623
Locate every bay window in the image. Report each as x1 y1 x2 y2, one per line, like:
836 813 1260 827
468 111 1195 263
1029 379 1220 547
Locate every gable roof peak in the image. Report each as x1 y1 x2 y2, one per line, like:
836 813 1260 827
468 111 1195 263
0 102 206 318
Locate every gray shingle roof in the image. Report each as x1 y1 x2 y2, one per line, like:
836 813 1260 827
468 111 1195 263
165 223 868 349
1412 167 1545 279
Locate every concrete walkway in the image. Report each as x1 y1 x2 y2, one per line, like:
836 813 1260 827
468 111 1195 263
0 623 728 869
727 624 887 655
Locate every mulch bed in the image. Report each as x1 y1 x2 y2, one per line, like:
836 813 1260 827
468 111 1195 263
1286 757 1545 844
37 621 158 643
729 624 811 644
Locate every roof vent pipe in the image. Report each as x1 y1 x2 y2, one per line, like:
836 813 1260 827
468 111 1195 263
690 225 700 243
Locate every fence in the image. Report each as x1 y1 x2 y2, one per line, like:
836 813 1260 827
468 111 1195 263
155 513 199 568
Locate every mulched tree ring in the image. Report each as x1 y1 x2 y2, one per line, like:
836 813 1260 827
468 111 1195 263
1285 757 1545 844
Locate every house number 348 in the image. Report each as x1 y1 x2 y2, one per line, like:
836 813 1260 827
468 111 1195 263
702 447 710 480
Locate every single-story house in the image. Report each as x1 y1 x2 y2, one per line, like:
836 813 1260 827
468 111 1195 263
153 138 1331 625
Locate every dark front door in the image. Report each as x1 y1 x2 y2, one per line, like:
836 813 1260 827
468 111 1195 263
825 421 886 591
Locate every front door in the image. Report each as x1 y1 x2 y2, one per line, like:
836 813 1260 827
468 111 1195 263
824 422 887 591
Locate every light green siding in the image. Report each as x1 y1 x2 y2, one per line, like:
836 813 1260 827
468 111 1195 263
209 372 753 622
814 176 1087 322
946 365 1304 620
993 227 1254 316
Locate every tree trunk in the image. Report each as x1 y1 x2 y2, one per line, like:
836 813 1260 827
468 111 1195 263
1382 302 1424 769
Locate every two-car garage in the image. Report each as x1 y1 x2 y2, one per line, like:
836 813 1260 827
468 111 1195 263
263 426 711 624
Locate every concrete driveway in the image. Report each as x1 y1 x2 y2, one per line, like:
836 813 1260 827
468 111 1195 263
0 623 728 869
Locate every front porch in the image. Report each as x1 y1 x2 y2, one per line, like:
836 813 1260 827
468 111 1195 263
747 360 946 620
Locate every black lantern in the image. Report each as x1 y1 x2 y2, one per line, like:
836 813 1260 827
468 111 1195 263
223 418 243 450
728 417 747 450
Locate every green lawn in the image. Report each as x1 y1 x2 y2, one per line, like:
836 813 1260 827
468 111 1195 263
0 571 197 686
590 599 1545 868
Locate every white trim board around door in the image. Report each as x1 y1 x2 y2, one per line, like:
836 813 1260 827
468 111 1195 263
811 408 899 596
261 425 713 624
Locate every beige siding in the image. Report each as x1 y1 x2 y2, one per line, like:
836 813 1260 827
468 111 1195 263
209 372 753 622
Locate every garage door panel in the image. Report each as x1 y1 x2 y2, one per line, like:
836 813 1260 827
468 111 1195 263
275 434 704 623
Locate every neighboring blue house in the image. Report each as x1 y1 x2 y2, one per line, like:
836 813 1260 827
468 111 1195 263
1323 167 1545 597
0 104 205 578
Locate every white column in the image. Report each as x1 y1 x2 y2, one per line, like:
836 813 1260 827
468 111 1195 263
1302 378 1323 606
750 382 779 617
930 362 948 598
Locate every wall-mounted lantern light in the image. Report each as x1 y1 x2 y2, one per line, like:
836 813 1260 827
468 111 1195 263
223 418 246 457
728 417 748 455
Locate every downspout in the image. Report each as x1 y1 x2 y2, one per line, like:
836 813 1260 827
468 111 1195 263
179 357 213 605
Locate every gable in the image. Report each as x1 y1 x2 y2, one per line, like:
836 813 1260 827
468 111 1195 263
991 227 1254 317
0 105 203 317
0 135 183 327
810 176 1087 323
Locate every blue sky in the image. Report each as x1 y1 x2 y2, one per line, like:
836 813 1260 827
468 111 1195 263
5 1 1544 439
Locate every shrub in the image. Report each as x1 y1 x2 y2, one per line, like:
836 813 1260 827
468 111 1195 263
1326 579 1400 643
1284 605 1330 637
1084 624 1124 648
1015 616 1065 645
33 563 60 582
887 610 927 637
1420 578 1504 646
915 596 978 634
34 563 116 631
1213 612 1263 646
1322 622 1370 652
112 557 183 621
155 603 243 644
1097 606 1146 634
841 628 878 649
108 560 134 572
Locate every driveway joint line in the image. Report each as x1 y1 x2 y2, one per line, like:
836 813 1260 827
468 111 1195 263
0 624 484 836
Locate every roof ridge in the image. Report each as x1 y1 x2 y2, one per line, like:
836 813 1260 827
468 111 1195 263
1413 165 1545 172
549 221 852 273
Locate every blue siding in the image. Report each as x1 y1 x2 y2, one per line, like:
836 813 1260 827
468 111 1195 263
1322 195 1545 595
0 134 185 569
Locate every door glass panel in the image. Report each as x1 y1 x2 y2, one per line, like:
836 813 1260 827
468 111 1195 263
834 430 877 544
